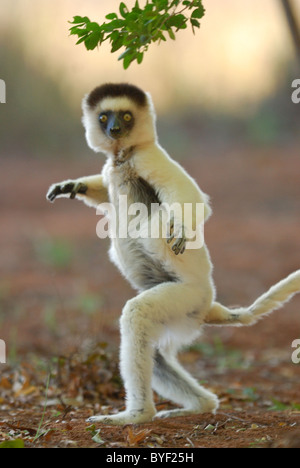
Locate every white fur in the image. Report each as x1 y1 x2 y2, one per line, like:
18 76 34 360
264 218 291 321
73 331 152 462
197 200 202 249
47 86 300 425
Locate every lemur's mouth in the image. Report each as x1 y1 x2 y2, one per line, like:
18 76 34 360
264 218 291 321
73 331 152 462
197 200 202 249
109 130 130 141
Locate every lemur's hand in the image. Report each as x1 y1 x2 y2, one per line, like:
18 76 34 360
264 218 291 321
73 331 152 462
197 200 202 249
167 218 187 255
47 181 88 202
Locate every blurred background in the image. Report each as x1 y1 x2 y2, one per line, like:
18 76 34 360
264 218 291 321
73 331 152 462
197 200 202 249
0 0 299 362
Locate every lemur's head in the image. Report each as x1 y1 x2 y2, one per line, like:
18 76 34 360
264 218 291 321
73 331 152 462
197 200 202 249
82 83 157 154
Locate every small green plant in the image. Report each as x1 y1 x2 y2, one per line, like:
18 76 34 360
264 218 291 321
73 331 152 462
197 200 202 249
33 372 51 442
69 0 205 69
268 398 300 412
35 238 73 269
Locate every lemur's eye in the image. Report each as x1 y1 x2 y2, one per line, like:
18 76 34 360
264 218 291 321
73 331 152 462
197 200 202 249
99 114 108 123
123 112 132 122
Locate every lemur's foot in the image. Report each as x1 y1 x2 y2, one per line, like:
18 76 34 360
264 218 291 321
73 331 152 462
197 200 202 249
87 408 156 425
155 394 219 419
47 181 88 202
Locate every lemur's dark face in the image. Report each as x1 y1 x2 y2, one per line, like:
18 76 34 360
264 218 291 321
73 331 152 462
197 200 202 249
98 110 135 140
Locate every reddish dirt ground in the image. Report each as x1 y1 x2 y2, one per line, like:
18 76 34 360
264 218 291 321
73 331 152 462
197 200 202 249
0 144 299 448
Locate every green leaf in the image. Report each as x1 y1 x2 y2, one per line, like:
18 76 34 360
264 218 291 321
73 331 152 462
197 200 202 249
102 19 125 32
166 14 186 29
105 13 118 20
119 2 129 18
123 34 138 47
76 35 88 45
69 27 88 37
86 425 105 445
145 4 155 16
111 34 125 53
123 53 135 69
0 439 25 448
85 31 102 50
71 16 90 24
167 28 176 40
86 22 101 32
190 18 200 28
191 6 205 19
137 51 144 64
118 45 138 68
92 429 105 445
154 0 169 10
155 31 167 42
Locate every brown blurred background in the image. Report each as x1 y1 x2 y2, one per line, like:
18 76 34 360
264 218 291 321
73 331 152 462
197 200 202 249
0 0 299 361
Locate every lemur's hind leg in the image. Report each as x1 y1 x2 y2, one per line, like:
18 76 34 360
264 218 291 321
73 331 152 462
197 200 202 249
152 350 218 419
88 281 214 425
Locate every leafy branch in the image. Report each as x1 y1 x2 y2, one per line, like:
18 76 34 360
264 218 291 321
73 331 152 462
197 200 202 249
69 0 205 69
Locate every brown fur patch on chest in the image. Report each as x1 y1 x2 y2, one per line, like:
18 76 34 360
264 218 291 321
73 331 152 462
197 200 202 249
114 148 160 208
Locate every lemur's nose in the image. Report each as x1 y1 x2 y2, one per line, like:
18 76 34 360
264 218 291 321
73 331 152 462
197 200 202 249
109 114 122 138
110 126 121 136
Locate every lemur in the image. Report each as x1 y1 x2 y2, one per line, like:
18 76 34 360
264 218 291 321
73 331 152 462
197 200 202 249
47 83 300 425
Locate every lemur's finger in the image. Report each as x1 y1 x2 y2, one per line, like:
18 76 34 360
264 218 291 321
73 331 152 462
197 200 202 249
70 182 88 199
172 246 180 255
171 237 187 255
61 182 75 194
47 185 62 202
167 233 175 244
70 189 76 199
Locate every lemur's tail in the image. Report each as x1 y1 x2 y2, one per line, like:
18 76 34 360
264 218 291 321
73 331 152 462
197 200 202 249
205 270 300 326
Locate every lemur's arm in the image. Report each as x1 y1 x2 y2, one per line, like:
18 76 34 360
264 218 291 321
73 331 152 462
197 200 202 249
134 146 211 221
46 174 108 208
133 146 211 255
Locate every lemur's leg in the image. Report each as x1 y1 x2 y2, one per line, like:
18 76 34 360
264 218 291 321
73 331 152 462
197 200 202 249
46 174 108 208
87 281 214 425
152 350 218 419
